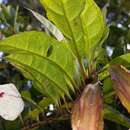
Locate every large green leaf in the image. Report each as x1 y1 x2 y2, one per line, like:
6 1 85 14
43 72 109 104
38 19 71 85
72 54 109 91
0 31 79 104
40 0 107 63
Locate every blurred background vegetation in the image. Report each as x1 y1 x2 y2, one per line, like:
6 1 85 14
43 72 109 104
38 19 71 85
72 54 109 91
0 0 130 130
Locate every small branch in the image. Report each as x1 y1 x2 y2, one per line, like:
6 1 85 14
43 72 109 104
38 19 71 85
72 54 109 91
21 114 70 130
19 114 24 126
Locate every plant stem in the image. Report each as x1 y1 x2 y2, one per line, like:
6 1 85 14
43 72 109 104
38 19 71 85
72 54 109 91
21 114 70 130
19 114 24 126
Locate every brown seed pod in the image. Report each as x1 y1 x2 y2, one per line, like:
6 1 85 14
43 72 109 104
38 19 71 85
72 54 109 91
109 65 130 113
71 83 103 130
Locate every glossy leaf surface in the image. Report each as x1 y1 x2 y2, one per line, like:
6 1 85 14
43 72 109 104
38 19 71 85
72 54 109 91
0 31 79 104
40 0 108 63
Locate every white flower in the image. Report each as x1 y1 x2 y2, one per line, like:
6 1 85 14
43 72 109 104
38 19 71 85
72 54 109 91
0 83 24 121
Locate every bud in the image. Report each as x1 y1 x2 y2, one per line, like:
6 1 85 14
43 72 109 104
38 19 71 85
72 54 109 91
71 83 103 130
109 65 130 113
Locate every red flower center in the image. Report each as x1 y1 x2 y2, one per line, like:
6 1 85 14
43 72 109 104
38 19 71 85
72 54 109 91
0 92 5 98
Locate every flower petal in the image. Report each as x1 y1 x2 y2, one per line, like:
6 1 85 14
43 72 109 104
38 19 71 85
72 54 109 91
0 83 24 121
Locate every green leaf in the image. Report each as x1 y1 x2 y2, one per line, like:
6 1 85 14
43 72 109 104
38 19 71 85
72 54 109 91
29 109 40 120
99 53 130 81
28 9 65 41
104 104 130 128
39 98 53 108
4 120 21 130
0 4 18 27
0 31 79 104
21 91 42 110
110 53 130 67
103 78 113 94
21 91 31 100
29 98 53 120
103 78 114 104
40 0 107 63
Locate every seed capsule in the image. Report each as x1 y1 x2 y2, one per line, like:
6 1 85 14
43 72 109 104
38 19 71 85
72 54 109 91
71 83 103 130
109 65 130 113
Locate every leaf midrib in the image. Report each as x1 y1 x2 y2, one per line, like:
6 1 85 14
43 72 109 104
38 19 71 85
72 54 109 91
59 0 86 79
